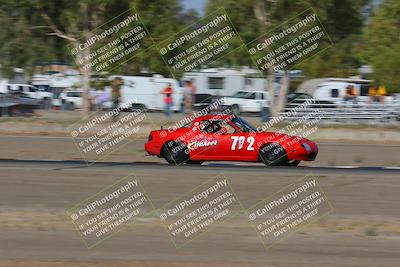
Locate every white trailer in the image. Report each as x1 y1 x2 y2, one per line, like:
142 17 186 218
182 68 280 97
311 78 393 104
110 75 184 111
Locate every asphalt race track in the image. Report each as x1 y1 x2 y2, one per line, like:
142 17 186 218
1 160 400 267
1 158 400 175
0 136 400 267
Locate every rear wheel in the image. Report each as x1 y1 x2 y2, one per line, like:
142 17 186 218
161 140 189 164
259 143 287 166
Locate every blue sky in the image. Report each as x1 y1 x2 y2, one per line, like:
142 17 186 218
182 0 207 15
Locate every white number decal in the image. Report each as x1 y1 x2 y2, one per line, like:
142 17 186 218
247 136 255 151
231 136 238 150
231 136 255 151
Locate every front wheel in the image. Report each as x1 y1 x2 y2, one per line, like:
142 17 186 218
259 143 287 166
161 140 189 165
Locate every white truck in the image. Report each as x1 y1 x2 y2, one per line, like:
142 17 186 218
0 80 53 108
59 90 83 110
222 90 269 114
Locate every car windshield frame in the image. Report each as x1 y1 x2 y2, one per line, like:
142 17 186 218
66 92 81 97
230 116 257 133
232 91 248 98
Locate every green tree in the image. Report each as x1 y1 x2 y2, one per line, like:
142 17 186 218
324 0 364 39
362 0 400 93
0 0 187 117
298 0 367 79
203 0 369 114
125 0 187 78
0 0 65 77
204 0 333 116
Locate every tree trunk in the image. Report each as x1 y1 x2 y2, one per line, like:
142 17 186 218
266 69 290 118
76 32 93 120
276 72 289 115
81 59 91 119
254 0 284 119
266 67 276 117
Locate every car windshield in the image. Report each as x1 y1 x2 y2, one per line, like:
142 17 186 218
67 92 81 97
230 116 257 133
288 93 313 102
232 91 248 98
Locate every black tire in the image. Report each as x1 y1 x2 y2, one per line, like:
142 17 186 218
130 104 147 113
259 143 287 166
186 160 204 165
161 140 189 164
284 160 301 166
42 98 51 109
231 105 240 115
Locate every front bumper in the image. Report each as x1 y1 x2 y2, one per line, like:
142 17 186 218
305 149 318 161
287 141 319 161
145 141 162 156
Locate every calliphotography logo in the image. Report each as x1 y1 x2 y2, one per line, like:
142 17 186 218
160 97 229 135
65 172 332 250
6 0 400 265
256 99 325 166
63 5 333 252
247 7 333 73
158 7 248 78
247 176 333 250
159 98 234 166
67 175 155 248
157 176 243 248
69 7 151 73
68 97 153 164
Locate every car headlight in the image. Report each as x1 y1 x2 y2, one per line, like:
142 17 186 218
302 143 312 152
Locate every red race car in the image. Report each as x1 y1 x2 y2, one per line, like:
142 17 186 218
145 114 318 166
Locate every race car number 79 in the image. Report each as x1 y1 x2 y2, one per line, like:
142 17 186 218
231 136 255 151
